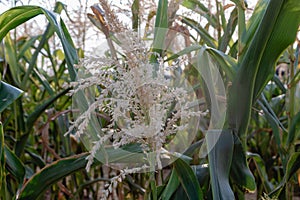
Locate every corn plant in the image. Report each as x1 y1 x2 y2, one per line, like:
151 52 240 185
83 0 300 199
0 0 300 199
0 2 88 199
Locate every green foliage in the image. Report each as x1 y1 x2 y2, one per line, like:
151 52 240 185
0 4 78 81
18 153 89 200
174 158 203 199
0 81 23 113
0 0 300 199
0 2 82 199
206 130 234 199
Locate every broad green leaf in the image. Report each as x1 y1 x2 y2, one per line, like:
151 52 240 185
197 48 227 126
17 36 41 60
0 6 43 41
101 144 145 164
174 158 203 200
4 34 22 85
227 0 300 145
4 146 25 185
240 0 269 58
161 169 180 200
205 47 237 80
154 0 168 30
181 17 217 48
206 130 234 199
247 153 273 192
230 135 256 192
166 45 236 81
21 26 54 88
150 176 157 200
191 164 210 188
168 165 209 200
17 153 90 200
253 1 300 100
181 0 218 28
0 5 78 81
152 0 168 56
282 152 300 185
218 8 238 53
0 81 23 113
230 0 246 54
165 44 202 61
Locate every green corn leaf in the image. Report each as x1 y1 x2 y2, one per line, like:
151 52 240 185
205 47 237 80
247 152 273 192
0 81 23 113
230 0 246 54
152 0 168 56
4 34 22 86
253 1 300 100
32 68 54 95
228 0 300 145
166 165 209 200
181 0 218 28
281 152 300 187
154 0 168 30
100 144 145 164
17 36 41 60
0 6 42 41
239 0 269 58
17 153 90 200
174 157 203 200
206 130 234 199
0 5 78 81
4 146 25 185
21 25 54 88
161 169 180 200
181 17 217 48
218 8 238 53
197 48 227 126
230 135 256 192
165 44 202 61
166 44 236 81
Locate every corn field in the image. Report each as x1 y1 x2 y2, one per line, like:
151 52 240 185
0 0 300 199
